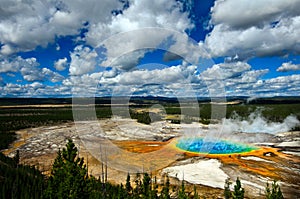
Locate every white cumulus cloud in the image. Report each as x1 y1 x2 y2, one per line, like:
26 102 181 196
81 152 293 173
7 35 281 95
42 68 64 83
211 0 300 29
54 57 68 71
205 0 300 59
69 45 98 76
86 0 193 47
0 0 125 55
277 61 300 72
201 61 251 80
0 56 37 73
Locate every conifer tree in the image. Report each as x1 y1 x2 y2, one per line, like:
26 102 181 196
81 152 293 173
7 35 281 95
126 172 132 194
133 172 142 198
160 175 170 199
44 139 89 199
193 185 199 199
142 172 151 198
0 152 45 198
151 175 159 199
232 177 244 199
178 180 189 199
265 181 284 199
13 150 20 167
224 178 232 199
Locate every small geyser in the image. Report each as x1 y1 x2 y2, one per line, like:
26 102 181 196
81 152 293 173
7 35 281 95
176 137 258 154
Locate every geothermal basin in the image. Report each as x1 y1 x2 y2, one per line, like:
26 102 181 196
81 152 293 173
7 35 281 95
3 118 300 198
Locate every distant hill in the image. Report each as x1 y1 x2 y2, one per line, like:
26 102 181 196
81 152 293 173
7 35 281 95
0 96 300 106
0 98 72 106
246 96 300 104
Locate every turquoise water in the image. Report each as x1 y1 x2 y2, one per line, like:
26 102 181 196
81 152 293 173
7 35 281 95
176 137 258 154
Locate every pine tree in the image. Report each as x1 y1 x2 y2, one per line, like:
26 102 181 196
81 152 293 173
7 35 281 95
13 150 20 167
224 178 232 199
142 173 151 198
193 185 199 199
133 172 142 198
44 139 89 199
160 175 170 199
0 152 45 198
265 181 284 199
232 177 244 199
151 175 159 199
126 172 132 194
178 180 189 199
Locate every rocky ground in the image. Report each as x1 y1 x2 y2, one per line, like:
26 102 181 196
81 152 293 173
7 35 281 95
2 118 300 198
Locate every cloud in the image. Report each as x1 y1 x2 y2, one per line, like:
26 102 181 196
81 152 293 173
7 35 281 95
103 68 118 78
0 76 4 87
21 66 44 82
56 44 60 51
224 69 269 89
42 68 64 82
267 74 300 84
211 0 300 29
277 61 300 72
97 28 199 73
0 44 14 55
21 65 64 83
105 64 198 86
0 0 193 64
163 51 183 62
60 63 201 97
109 50 148 71
30 82 45 89
63 72 102 87
1 82 71 97
0 0 125 55
0 0 197 97
87 0 194 69
107 64 203 97
0 1 60 54
222 69 269 96
1 0 299 98
3 83 25 95
226 73 300 97
239 69 269 83
205 0 300 58
201 61 251 80
166 34 210 63
0 56 38 73
199 62 272 96
86 0 193 47
0 59 17 73
54 57 68 71
2 59 299 97
0 55 64 83
69 45 98 76
54 60 300 98
252 74 300 96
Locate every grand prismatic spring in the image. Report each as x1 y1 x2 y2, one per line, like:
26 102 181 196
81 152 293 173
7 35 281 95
176 137 259 154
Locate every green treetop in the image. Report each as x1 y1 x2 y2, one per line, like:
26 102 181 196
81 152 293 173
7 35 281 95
44 139 89 199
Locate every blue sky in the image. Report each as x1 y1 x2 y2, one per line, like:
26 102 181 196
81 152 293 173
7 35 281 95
0 0 300 98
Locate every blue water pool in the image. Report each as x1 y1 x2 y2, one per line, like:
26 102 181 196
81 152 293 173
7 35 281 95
176 137 258 154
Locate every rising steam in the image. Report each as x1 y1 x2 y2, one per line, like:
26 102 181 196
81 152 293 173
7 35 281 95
221 111 299 134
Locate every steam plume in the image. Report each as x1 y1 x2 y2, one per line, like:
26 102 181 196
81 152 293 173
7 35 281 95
221 112 299 134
